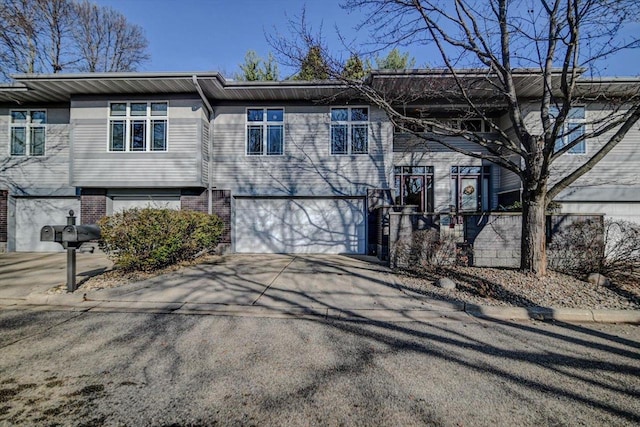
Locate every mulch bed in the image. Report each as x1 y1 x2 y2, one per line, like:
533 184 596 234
398 266 640 310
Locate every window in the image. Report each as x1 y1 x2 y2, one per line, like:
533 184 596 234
108 102 167 152
246 108 284 155
394 115 493 134
10 110 46 156
445 118 493 132
552 106 586 154
331 107 369 154
451 166 491 212
394 166 434 212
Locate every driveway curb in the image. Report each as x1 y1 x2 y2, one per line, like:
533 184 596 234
3 294 639 324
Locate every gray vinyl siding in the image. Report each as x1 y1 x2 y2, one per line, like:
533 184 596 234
0 105 75 196
495 116 522 195
211 105 392 196
70 95 206 188
392 132 500 212
523 103 640 202
202 115 210 186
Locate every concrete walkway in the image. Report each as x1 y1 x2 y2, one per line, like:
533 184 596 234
0 252 638 323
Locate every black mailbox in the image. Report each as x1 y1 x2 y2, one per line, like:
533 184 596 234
40 225 66 243
61 224 101 244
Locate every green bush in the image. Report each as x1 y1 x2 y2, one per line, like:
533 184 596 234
98 208 224 272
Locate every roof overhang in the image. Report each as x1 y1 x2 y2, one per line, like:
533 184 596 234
1 69 637 105
0 71 353 104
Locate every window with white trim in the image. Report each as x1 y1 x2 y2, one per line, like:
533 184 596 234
552 106 586 154
331 107 369 155
246 108 284 155
108 102 168 152
10 110 46 156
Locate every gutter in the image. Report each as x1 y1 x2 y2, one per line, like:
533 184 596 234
192 75 215 215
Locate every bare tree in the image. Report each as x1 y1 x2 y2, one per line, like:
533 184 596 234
0 0 149 79
0 0 44 77
72 0 149 72
271 0 640 276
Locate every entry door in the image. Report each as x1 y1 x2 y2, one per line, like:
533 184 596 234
396 175 433 212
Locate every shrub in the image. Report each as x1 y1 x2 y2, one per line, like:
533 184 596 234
601 219 640 282
548 218 640 283
547 218 604 276
98 208 224 272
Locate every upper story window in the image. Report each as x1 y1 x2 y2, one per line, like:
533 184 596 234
331 107 369 155
10 110 46 156
393 113 492 134
246 108 284 156
552 106 586 154
108 102 168 152
447 118 493 132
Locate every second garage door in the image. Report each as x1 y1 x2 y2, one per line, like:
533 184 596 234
15 197 81 252
235 197 366 254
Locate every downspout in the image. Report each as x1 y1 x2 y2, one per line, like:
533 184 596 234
192 75 215 214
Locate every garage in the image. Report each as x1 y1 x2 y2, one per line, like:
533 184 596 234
109 191 181 214
14 197 80 252
234 197 366 254
560 202 640 224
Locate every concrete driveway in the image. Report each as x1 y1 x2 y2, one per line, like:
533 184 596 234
80 254 435 317
0 253 436 318
0 251 113 300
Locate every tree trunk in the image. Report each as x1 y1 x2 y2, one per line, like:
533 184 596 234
521 184 548 276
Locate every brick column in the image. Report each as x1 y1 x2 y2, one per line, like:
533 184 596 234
0 190 7 245
211 190 231 244
80 189 107 224
181 189 231 245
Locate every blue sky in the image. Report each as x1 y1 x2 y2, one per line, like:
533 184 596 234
93 0 368 78
94 0 639 78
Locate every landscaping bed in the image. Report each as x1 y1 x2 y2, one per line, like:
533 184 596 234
398 267 640 310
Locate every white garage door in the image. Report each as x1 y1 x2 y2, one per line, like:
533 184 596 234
15 197 80 252
111 196 180 213
235 198 366 254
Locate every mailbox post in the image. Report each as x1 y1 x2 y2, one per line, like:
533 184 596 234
40 210 101 293
66 210 77 292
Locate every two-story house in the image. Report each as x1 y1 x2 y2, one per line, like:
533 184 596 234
0 70 638 253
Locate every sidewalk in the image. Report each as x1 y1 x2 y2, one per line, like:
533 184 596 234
1 252 639 324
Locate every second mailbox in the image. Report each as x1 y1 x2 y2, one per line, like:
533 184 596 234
62 224 101 244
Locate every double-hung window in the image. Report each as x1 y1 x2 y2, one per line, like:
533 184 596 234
552 106 586 154
331 107 369 155
108 102 168 152
10 110 46 156
246 108 284 155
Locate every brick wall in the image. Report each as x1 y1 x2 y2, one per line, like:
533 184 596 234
464 213 604 268
464 213 521 268
212 190 231 244
181 189 208 213
379 210 604 268
0 190 7 244
80 189 107 224
181 189 231 244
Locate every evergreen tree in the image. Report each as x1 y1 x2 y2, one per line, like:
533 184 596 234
295 45 328 80
341 54 369 79
235 50 279 81
375 48 416 70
